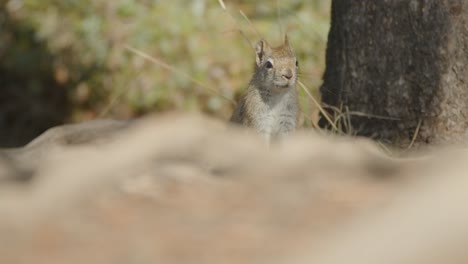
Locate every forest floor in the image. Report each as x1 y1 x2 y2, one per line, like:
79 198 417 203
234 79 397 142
1 113 467 264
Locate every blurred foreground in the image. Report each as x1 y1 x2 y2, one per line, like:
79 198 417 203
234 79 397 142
1 113 467 264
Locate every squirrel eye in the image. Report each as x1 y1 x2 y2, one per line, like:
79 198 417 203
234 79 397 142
265 60 273 69
295 60 299 67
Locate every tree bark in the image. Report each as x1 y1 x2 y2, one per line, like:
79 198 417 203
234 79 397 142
319 0 468 146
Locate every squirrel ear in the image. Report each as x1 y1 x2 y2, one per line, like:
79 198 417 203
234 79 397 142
283 34 293 52
255 40 268 67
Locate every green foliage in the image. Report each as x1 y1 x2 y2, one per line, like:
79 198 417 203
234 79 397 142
9 0 330 122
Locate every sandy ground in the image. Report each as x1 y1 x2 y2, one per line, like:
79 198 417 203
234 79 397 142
1 113 467 264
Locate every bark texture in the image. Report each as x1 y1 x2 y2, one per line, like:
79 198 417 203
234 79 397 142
319 0 468 146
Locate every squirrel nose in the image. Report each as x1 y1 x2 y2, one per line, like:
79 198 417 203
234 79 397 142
282 69 293 80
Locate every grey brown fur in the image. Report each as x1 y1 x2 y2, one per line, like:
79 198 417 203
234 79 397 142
230 36 300 142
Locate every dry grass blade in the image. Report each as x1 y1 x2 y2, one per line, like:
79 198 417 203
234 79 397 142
218 0 226 10
298 80 338 132
215 0 254 49
239 10 263 41
406 119 422 150
346 111 401 121
125 45 235 105
276 0 284 39
99 71 146 117
377 141 395 157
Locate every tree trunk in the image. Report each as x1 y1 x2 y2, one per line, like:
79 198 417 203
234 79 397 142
319 0 468 146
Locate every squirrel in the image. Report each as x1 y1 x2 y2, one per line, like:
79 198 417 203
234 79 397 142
230 35 300 143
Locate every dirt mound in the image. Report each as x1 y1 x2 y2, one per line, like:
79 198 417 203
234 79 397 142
0 114 466 264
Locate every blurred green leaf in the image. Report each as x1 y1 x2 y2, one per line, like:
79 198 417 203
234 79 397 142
5 0 330 123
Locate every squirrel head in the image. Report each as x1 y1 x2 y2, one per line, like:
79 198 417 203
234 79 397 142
253 35 298 91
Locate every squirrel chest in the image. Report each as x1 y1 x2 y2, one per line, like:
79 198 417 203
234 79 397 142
244 89 298 141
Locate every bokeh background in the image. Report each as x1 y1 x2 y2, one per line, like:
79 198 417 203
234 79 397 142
0 0 331 147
